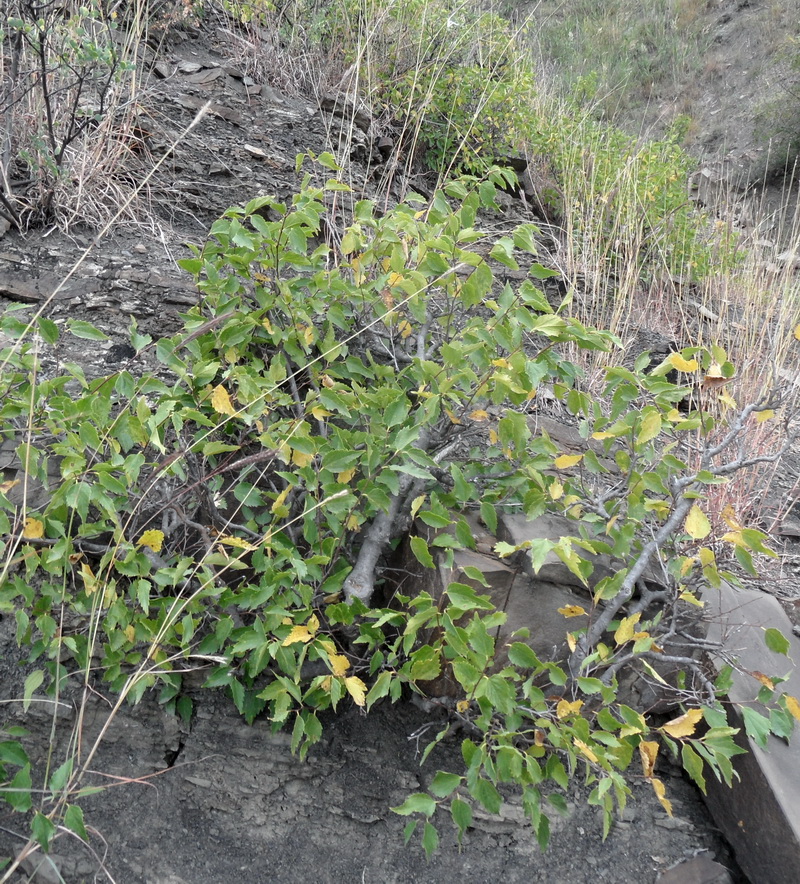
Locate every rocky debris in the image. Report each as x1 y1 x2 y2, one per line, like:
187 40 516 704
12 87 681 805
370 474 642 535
656 854 734 884
702 582 800 884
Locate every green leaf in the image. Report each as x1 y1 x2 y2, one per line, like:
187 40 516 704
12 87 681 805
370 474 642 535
764 627 790 656
23 670 44 713
681 743 706 794
410 536 435 569
31 811 55 852
68 320 109 341
428 771 462 798
740 705 772 749
471 777 501 814
5 765 32 812
392 792 437 817
421 820 439 858
64 804 89 842
450 797 472 842
445 583 494 611
507 642 541 669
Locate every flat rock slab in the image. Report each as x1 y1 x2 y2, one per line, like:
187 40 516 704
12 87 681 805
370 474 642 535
702 581 800 884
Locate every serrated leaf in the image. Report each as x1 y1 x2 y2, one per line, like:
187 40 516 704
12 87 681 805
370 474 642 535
660 708 703 739
137 529 164 553
557 605 587 618
650 777 672 816
23 670 44 713
667 353 699 372
637 410 661 446
22 517 44 539
68 320 108 341
785 694 800 721
392 792 437 817
685 504 711 540
614 612 641 646
211 384 236 416
410 535 435 568
345 676 367 707
639 740 659 778
764 627 790 656
429 771 462 798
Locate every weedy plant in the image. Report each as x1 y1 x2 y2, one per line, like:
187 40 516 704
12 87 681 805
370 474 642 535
1 160 798 865
0 0 150 230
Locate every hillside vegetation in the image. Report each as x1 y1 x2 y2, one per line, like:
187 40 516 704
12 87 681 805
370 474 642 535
1 0 800 873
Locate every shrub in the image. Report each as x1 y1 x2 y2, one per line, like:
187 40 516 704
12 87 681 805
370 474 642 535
1 161 796 856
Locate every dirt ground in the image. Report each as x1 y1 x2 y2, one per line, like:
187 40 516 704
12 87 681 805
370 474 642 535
0 616 742 884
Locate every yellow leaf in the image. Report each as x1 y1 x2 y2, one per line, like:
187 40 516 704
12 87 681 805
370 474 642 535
457 699 470 714
329 654 351 676
678 589 704 608
573 738 598 763
398 319 413 339
337 468 356 484
410 495 426 519
320 676 332 692
722 529 745 548
0 478 20 495
667 353 699 373
282 614 319 646
317 639 336 656
751 671 775 691
554 454 583 469
549 480 564 501
614 613 641 646
721 504 742 530
124 624 135 643
705 361 725 379
22 517 44 540
558 605 587 618
271 486 290 514
566 632 577 652
137 529 164 553
591 431 616 440
321 374 335 388
660 708 703 739
211 384 236 416
534 729 546 747
698 547 716 567
489 429 499 445
718 391 737 408
794 323 800 341
81 562 99 596
650 777 673 816
217 535 257 551
755 409 775 423
639 740 659 779
445 408 462 425
785 695 800 721
491 358 509 368
637 410 662 446
557 699 583 719
310 406 332 420
685 504 711 540
345 676 367 707
679 556 696 576
291 449 314 468
262 318 273 333
469 409 489 422
346 513 361 531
